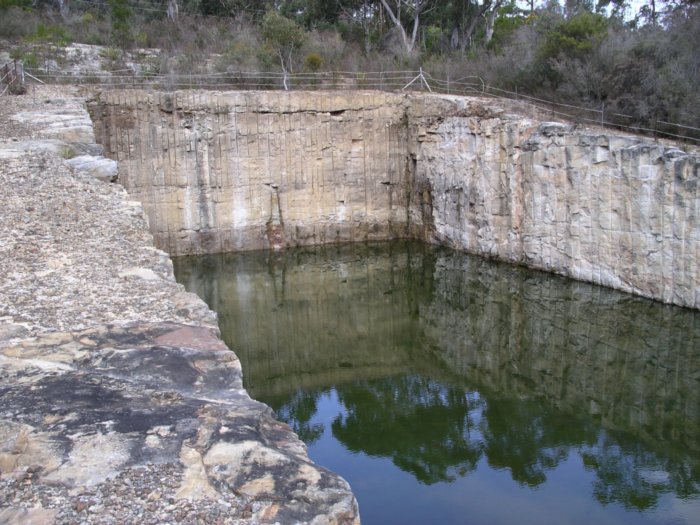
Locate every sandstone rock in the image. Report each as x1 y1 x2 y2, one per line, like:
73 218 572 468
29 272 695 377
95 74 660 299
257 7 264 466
0 323 360 524
0 507 58 525
65 154 118 182
0 86 360 524
90 89 700 308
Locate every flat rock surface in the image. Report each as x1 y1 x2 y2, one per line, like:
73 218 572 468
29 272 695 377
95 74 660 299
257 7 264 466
0 86 359 524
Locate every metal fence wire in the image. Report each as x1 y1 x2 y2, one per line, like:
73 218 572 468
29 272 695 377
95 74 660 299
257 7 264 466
0 60 27 96
8 63 700 143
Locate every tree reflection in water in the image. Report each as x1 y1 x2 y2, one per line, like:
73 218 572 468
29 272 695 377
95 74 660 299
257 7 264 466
174 241 700 523
269 377 700 511
270 390 325 444
332 376 483 484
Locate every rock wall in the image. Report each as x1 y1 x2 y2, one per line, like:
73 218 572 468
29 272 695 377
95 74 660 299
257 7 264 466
90 90 700 309
89 90 410 255
409 95 700 309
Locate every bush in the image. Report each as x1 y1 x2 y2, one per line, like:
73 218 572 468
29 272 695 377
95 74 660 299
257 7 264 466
303 51 323 71
32 23 73 46
0 6 36 39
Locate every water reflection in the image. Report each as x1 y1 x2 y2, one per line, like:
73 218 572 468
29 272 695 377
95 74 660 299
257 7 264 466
332 376 484 485
174 242 700 523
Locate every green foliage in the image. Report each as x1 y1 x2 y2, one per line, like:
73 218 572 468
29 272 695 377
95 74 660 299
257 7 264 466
109 0 133 48
60 146 77 159
536 11 608 85
21 51 39 68
31 23 73 46
303 51 323 71
10 46 39 69
489 3 530 51
261 9 306 78
0 0 32 8
79 13 95 26
262 11 307 54
99 47 121 61
540 11 608 61
423 25 444 54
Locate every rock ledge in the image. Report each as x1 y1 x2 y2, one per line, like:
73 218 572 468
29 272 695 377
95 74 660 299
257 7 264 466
0 86 359 524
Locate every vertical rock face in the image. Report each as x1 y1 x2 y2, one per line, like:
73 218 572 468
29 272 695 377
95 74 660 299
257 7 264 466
89 90 410 255
90 90 700 310
408 95 699 309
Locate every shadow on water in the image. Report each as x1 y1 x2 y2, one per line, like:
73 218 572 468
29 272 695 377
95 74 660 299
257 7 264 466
174 241 700 524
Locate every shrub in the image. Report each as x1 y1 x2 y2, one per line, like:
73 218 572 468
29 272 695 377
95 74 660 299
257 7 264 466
303 51 323 71
32 23 73 46
0 6 36 39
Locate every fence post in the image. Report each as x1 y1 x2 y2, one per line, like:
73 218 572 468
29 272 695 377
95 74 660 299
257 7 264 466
601 102 605 128
17 60 24 86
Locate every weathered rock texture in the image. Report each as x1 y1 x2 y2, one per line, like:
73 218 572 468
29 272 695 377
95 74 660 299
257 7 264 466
90 90 700 309
89 90 410 255
1 86 359 525
408 96 700 309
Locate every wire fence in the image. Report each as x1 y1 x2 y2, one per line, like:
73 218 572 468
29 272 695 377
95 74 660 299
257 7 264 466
0 60 27 96
12 63 700 143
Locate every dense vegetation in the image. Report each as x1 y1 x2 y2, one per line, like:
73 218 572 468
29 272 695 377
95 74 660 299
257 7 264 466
1 0 699 137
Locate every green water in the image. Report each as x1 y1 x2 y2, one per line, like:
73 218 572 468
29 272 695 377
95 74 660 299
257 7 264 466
174 241 700 525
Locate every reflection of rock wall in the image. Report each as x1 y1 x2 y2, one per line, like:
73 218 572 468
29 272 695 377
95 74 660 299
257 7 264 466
93 91 700 309
175 243 700 455
173 244 432 397
421 252 700 455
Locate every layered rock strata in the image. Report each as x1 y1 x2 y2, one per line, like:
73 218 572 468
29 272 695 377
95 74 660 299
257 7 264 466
408 96 700 309
89 90 699 309
0 86 359 524
89 90 410 255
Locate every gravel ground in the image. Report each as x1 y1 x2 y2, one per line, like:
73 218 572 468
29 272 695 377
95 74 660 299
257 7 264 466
0 86 246 525
0 463 254 525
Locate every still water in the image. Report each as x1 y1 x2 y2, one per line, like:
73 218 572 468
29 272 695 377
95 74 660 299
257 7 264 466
174 241 700 525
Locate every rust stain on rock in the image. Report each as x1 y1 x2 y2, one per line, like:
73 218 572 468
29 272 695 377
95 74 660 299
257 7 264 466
153 325 228 352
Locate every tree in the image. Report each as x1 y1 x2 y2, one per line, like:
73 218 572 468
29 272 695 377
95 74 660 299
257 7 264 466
536 10 608 86
484 0 506 45
261 10 307 90
198 0 271 18
167 0 179 23
109 0 132 48
338 0 381 54
447 0 504 52
278 0 346 28
379 0 434 55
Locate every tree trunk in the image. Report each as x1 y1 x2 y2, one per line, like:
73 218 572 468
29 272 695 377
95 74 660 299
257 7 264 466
379 0 426 55
278 50 289 91
167 0 179 23
484 0 503 46
55 0 69 20
459 0 493 53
